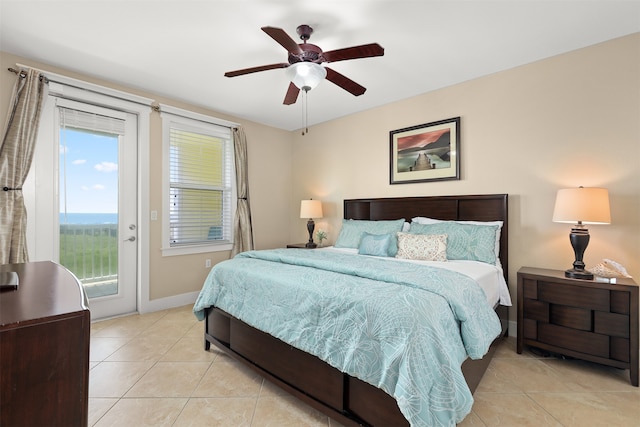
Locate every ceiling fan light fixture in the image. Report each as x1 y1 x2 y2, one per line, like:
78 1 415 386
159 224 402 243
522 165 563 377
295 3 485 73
286 62 326 91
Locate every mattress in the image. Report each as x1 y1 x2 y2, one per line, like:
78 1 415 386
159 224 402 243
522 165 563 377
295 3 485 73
321 246 512 308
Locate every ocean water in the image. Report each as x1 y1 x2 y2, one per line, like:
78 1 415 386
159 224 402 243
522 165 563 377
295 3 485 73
60 213 118 224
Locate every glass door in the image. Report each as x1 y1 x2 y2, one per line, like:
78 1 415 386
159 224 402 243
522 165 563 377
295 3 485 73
57 99 137 319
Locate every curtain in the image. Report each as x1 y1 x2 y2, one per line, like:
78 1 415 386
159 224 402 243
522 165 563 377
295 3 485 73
230 126 254 257
0 68 48 264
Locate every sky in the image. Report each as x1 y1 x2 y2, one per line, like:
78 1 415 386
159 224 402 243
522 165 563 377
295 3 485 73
397 129 449 151
59 128 119 214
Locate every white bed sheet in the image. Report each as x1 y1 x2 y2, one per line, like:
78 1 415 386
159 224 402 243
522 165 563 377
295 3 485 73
319 247 512 307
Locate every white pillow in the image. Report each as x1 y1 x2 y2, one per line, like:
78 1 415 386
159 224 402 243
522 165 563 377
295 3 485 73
395 232 448 262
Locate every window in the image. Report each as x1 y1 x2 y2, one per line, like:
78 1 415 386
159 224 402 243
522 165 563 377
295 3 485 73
161 106 236 255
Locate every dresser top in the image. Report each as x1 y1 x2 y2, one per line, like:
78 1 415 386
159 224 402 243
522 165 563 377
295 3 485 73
0 261 89 328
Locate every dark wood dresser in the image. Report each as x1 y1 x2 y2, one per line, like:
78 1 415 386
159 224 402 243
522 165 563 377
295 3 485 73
0 261 91 426
517 266 638 386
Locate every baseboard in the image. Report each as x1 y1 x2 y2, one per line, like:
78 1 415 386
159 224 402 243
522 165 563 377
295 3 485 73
508 320 517 338
139 290 200 314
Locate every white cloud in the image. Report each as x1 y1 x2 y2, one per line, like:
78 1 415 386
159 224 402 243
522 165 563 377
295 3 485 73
73 159 86 165
93 184 105 190
59 145 68 154
94 161 118 172
81 185 89 191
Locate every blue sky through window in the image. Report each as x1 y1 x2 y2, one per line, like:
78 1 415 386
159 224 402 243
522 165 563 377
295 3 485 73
59 128 118 214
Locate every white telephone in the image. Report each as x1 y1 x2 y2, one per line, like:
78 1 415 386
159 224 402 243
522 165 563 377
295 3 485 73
591 259 632 278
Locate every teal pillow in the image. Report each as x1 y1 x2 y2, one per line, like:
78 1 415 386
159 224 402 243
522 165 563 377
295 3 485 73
335 219 405 251
408 222 499 264
358 232 393 257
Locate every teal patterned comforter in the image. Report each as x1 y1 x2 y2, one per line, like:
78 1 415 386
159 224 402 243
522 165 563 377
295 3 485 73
193 249 502 426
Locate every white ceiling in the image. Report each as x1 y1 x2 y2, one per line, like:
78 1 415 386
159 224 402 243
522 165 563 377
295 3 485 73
1 1 639 131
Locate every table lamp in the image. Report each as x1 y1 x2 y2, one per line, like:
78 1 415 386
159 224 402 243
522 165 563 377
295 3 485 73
300 199 323 248
552 187 610 279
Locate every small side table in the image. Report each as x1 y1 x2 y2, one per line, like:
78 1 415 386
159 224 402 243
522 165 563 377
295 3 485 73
286 243 317 249
517 266 638 386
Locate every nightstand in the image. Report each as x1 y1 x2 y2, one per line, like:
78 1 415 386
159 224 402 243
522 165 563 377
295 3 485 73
286 243 316 249
517 266 638 386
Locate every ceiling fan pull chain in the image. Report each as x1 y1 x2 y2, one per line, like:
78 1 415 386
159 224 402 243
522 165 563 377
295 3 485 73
302 89 308 135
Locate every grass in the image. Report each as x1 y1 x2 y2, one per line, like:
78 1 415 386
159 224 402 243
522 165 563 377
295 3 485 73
59 224 118 282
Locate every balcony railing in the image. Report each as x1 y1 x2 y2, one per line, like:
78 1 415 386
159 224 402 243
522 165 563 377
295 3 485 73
59 223 118 285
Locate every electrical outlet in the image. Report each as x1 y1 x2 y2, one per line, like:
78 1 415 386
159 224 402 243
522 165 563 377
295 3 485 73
150 210 158 221
205 259 211 268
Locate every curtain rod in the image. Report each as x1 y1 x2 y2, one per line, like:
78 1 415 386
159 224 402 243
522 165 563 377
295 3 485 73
7 66 239 129
8 66 49 83
8 66 155 111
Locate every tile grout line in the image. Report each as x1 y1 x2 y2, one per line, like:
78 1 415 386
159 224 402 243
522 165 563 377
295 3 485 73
89 308 186 426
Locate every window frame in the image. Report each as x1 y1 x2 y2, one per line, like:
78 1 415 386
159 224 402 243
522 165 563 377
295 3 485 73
160 105 237 256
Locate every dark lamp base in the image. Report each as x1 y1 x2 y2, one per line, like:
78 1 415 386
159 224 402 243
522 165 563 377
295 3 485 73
565 269 594 280
306 218 316 249
565 225 593 280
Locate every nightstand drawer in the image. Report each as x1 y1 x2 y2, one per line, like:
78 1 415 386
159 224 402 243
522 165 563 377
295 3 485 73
538 323 609 358
523 299 548 322
594 311 629 338
550 305 591 331
522 279 538 299
611 291 630 314
539 281 609 311
612 337 630 363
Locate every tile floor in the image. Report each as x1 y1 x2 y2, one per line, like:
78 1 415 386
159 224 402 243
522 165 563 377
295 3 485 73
89 305 640 426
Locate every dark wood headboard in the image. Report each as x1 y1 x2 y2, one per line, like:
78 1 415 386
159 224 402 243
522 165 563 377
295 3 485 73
344 194 509 279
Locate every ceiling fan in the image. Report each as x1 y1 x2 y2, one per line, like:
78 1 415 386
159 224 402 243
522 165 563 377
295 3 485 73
224 25 385 105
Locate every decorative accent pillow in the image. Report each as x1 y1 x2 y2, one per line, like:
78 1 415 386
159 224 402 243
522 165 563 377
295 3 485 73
358 232 393 257
408 222 499 264
334 219 405 255
395 232 448 261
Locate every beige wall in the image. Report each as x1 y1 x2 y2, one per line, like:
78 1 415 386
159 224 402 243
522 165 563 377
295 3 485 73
2 33 638 317
290 33 640 326
0 51 294 302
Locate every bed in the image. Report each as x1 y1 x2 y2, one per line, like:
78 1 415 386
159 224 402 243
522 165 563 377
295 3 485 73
194 194 510 426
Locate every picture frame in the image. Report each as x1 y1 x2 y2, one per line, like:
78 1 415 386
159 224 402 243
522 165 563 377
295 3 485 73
389 117 460 184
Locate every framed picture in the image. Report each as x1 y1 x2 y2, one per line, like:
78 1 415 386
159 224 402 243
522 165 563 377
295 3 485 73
389 117 460 184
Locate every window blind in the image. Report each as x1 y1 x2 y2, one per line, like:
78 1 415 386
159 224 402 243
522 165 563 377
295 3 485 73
59 107 125 136
168 122 233 247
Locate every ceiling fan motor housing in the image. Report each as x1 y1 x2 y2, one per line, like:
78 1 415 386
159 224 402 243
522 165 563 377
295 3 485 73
288 43 324 64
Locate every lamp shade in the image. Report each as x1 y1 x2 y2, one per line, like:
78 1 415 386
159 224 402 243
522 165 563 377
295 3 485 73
552 187 611 224
300 199 323 219
286 62 326 91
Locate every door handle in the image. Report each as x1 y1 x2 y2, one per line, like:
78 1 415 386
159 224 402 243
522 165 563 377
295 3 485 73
125 236 136 242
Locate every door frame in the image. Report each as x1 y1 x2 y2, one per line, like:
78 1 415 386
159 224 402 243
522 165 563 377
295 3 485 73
22 68 152 319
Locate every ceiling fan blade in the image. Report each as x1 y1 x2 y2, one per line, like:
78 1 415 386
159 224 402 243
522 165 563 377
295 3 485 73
262 26 303 54
283 82 300 105
224 63 289 77
322 43 384 63
325 67 366 96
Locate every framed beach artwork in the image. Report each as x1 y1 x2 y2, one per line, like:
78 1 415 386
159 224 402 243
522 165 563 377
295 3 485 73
389 117 460 184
